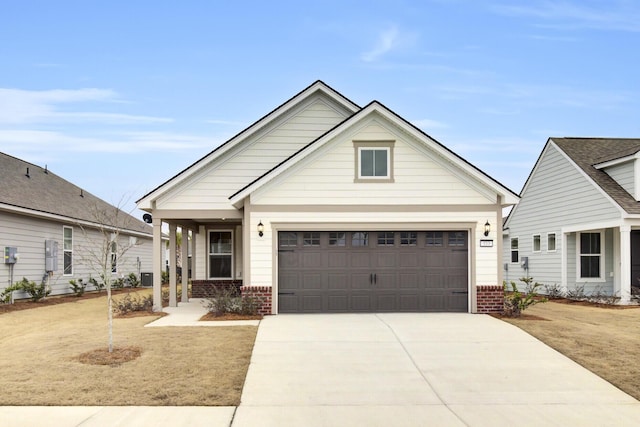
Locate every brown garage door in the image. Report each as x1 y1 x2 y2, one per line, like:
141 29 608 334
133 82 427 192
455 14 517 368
278 231 468 313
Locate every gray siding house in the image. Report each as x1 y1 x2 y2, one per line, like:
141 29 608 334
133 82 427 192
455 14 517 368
503 138 640 303
0 152 155 299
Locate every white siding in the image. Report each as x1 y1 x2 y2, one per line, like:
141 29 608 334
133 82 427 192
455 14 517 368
0 211 153 298
155 97 350 210
505 144 621 291
252 118 495 205
604 161 635 199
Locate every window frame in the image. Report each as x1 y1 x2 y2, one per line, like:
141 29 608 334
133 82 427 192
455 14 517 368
208 229 233 279
353 141 395 183
532 234 541 253
63 226 73 276
510 237 519 263
547 233 556 252
576 231 605 282
110 240 117 274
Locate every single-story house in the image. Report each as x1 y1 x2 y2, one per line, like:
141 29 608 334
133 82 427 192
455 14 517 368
137 81 519 314
0 152 155 299
503 137 640 303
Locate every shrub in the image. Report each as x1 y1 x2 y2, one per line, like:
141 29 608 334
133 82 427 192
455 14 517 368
69 279 86 297
161 270 169 284
13 277 51 302
113 293 153 315
566 284 586 301
112 277 126 289
543 283 564 299
0 283 24 303
126 273 140 288
203 286 262 316
89 276 105 293
503 277 547 317
587 286 619 305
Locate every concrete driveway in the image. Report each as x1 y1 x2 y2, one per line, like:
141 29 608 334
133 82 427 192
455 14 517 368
234 313 640 427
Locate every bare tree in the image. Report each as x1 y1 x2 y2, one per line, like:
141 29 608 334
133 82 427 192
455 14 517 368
77 198 141 353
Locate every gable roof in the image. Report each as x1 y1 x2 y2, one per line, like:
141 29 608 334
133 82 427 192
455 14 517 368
0 152 152 235
136 80 360 208
229 100 519 206
551 137 640 215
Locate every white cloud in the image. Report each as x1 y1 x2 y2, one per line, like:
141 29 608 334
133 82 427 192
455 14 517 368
0 129 214 154
0 88 172 125
492 1 640 32
410 118 449 130
361 26 402 62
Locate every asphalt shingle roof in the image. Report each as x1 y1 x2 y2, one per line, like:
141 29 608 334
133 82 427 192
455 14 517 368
0 152 152 235
552 137 640 215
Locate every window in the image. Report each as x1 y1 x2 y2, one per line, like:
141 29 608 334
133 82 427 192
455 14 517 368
279 232 297 247
426 232 443 247
110 241 117 273
533 235 541 252
360 148 388 177
377 232 394 246
400 232 417 246
352 232 368 246
579 232 602 279
547 233 556 252
329 232 346 247
448 232 466 247
353 141 394 182
63 226 73 275
303 232 320 246
510 238 519 263
209 231 232 278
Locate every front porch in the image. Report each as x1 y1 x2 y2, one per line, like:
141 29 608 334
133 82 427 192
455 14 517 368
561 224 640 303
148 212 272 315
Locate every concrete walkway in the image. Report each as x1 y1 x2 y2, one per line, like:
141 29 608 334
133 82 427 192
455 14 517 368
3 313 640 426
144 298 260 327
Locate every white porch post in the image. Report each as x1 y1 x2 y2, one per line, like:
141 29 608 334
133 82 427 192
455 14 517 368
561 232 568 295
181 228 189 302
152 218 163 312
619 225 632 303
192 228 198 280
169 223 178 307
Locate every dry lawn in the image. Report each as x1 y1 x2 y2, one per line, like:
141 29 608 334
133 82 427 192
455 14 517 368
0 291 257 406
501 301 640 400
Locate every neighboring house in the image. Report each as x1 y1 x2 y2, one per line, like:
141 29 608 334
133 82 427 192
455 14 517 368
0 152 155 299
137 81 519 314
503 137 640 303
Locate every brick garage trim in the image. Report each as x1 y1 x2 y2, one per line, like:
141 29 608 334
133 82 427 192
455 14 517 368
477 285 504 313
240 286 272 316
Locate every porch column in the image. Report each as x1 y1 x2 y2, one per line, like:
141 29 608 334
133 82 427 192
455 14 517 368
560 232 568 294
181 228 189 302
169 223 178 307
619 225 632 303
191 228 197 280
152 218 163 312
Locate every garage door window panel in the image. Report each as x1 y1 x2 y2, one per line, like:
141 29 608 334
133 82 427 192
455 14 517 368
377 232 395 246
426 232 444 247
352 232 369 247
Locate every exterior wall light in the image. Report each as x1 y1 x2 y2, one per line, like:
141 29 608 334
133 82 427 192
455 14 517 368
484 220 491 237
257 221 264 237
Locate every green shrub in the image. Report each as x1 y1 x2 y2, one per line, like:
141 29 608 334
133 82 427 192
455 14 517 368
113 293 153 315
13 277 51 302
126 273 140 288
503 277 547 317
161 270 169 284
112 277 126 289
69 279 86 297
0 283 24 303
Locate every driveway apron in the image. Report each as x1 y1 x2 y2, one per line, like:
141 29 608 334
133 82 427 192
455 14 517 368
234 313 640 427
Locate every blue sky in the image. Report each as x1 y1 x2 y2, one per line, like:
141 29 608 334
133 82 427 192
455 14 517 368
1 1 639 215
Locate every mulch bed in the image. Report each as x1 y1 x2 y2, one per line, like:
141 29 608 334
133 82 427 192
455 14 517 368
0 288 141 315
550 298 640 309
200 312 263 321
76 346 142 366
490 312 549 321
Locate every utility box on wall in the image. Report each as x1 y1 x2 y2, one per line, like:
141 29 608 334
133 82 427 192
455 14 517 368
45 240 58 272
4 247 18 264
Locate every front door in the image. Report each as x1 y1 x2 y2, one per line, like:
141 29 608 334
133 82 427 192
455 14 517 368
630 231 640 292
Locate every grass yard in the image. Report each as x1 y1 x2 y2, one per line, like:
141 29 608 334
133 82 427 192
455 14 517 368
0 291 257 406
501 301 640 401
